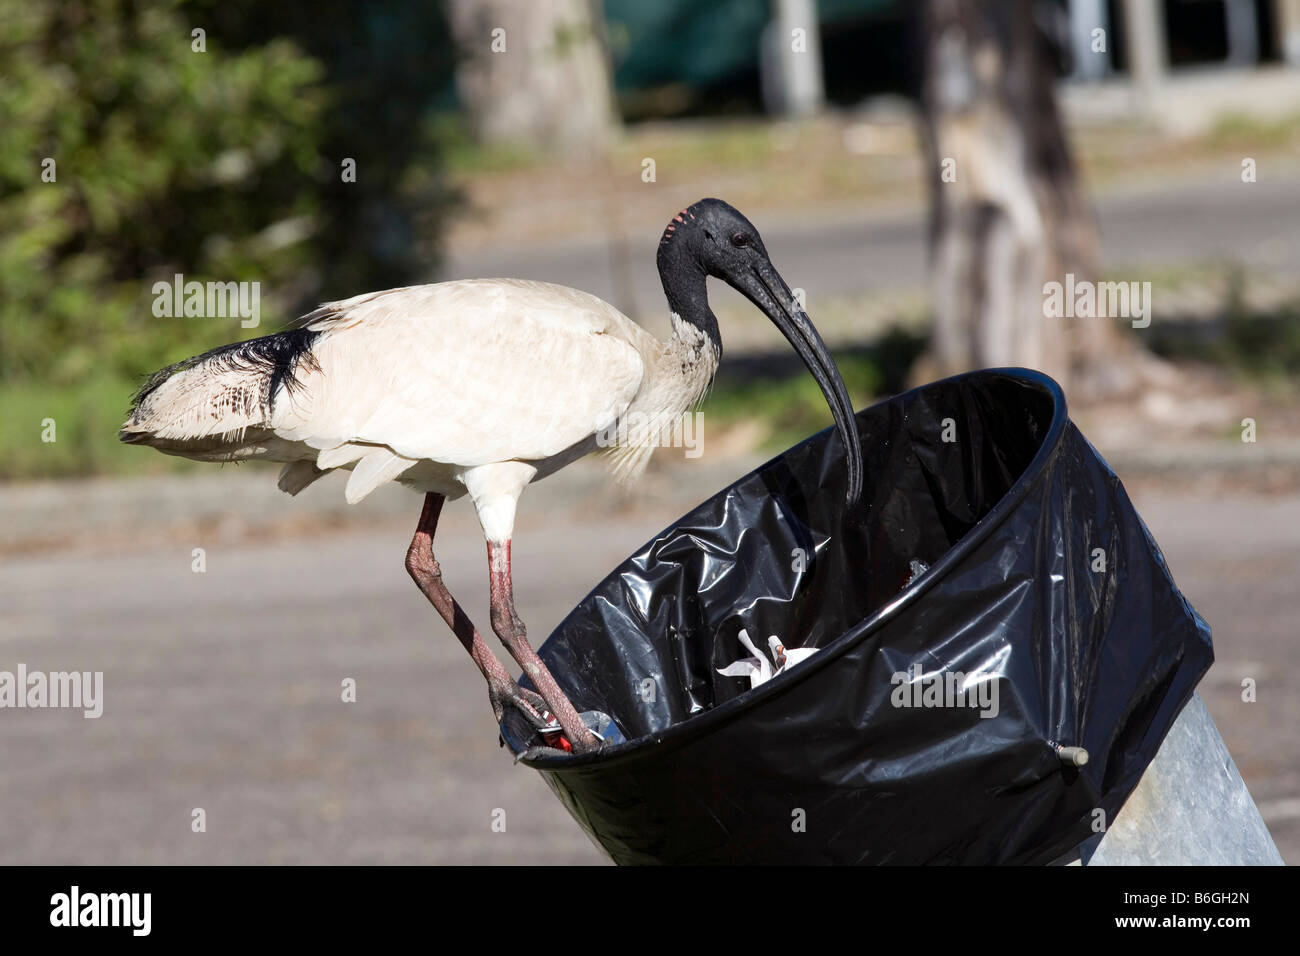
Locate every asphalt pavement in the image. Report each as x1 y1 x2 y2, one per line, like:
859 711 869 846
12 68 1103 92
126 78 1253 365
0 470 1295 864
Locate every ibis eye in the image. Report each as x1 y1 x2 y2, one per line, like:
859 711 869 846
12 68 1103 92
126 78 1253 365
730 232 751 248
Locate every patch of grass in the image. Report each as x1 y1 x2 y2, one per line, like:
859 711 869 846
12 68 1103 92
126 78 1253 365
0 373 199 480
1205 112 1300 153
433 114 544 176
439 113 868 189
612 119 782 175
1146 270 1300 386
705 327 926 449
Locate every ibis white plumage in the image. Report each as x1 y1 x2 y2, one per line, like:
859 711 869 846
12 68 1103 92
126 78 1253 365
122 198 864 754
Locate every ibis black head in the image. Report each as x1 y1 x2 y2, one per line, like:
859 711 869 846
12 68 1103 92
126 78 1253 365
657 198 864 507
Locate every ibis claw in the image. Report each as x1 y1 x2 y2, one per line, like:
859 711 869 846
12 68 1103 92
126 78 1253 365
488 679 549 728
496 695 620 758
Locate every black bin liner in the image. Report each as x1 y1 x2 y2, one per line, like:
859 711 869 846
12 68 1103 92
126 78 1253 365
513 368 1213 864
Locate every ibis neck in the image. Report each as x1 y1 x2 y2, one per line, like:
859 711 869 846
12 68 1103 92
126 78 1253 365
603 253 721 486
659 251 722 360
647 253 721 418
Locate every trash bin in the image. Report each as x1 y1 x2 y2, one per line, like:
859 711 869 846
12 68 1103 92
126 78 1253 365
508 368 1214 865
1075 692 1283 865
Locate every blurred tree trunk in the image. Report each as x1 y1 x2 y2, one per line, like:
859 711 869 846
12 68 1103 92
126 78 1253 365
447 0 617 156
917 0 1150 398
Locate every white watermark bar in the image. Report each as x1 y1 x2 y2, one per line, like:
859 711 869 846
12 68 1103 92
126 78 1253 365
889 662 999 718
1043 273 1152 329
152 273 260 328
595 411 704 459
49 886 150 936
0 664 103 718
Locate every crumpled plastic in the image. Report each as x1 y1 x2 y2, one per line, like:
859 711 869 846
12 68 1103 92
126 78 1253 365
508 368 1214 865
716 629 818 688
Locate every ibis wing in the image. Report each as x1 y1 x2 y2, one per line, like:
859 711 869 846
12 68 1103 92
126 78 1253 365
275 279 651 467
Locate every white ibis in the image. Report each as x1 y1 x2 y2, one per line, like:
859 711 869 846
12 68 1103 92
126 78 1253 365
121 198 864 754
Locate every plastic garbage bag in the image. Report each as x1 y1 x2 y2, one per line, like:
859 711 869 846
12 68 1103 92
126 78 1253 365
506 368 1213 864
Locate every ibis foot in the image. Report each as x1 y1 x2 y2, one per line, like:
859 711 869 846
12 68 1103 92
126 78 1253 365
494 680 607 758
487 678 548 728
496 672 603 756
487 539 601 755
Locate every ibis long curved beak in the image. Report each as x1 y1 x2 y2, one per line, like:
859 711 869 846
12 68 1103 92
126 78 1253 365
730 261 864 507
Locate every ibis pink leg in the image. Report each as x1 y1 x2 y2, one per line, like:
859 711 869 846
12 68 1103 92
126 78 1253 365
404 493 548 729
487 540 600 754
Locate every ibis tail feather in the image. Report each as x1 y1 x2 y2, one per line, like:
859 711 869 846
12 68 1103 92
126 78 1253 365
119 328 321 458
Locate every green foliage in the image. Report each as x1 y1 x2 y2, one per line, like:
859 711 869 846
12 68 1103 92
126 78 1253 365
185 0 459 297
0 0 329 387
0 0 456 478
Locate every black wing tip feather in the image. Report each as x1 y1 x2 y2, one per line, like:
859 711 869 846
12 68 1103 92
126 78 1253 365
126 327 322 419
